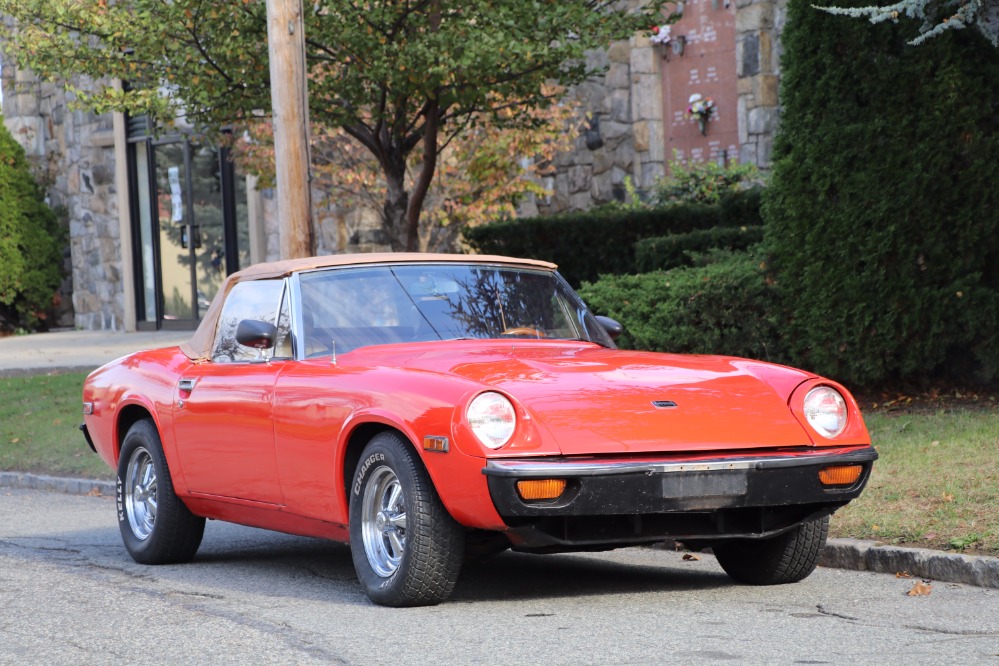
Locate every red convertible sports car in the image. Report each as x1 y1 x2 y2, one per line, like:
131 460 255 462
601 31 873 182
82 253 876 606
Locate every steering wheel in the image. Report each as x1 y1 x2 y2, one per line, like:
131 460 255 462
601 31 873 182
500 327 547 338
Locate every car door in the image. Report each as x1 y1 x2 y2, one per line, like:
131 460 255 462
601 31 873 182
271 267 419 524
171 279 293 505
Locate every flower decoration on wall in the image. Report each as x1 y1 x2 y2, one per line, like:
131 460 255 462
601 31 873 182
650 24 672 45
650 24 673 59
687 93 715 135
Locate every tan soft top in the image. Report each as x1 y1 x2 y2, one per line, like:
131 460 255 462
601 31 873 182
180 252 558 361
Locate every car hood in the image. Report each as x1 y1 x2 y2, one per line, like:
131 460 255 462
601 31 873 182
358 341 815 455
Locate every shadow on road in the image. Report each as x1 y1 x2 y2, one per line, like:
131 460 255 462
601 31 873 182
3 502 733 607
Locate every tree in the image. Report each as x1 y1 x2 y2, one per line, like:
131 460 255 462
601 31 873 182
0 117 63 331
230 86 577 251
0 0 667 251
818 0 999 46
763 0 999 386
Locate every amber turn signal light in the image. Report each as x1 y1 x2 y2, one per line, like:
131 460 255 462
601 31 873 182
422 436 449 453
818 464 863 486
516 479 567 501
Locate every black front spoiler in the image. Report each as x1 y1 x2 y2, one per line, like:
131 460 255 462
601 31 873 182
483 446 877 549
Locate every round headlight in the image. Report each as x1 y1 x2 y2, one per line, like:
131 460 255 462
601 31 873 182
466 392 516 449
803 387 848 438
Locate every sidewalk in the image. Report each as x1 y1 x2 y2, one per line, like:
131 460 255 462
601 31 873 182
0 328 191 376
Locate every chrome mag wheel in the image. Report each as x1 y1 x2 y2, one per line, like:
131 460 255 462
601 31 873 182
360 466 408 577
124 445 158 540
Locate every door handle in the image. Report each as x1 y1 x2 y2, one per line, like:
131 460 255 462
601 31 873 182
178 378 197 392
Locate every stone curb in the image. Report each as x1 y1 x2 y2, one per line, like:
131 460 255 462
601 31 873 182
0 472 115 498
3 472 996 589
819 537 999 589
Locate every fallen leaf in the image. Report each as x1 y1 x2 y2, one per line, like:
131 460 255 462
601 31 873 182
86 488 103 497
942 492 954 502
907 580 932 596
896 571 913 579
10 438 19 444
930 440 940 447
681 553 701 561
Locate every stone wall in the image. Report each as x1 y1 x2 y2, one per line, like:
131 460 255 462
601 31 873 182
524 36 666 216
1 64 122 330
735 0 787 167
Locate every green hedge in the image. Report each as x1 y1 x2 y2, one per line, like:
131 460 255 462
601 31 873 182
635 225 764 273
578 251 783 362
763 0 999 386
464 188 761 286
0 118 63 331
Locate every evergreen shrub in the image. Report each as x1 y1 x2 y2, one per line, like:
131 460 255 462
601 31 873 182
635 225 764 272
464 188 761 286
578 251 783 362
0 118 63 331
764 0 999 385
652 159 759 206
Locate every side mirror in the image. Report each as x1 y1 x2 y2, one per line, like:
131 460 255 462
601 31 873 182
595 315 623 341
236 319 278 350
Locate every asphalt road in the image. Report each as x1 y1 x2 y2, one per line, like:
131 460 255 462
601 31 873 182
2 488 997 665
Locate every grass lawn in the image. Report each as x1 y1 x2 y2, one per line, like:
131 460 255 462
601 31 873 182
830 408 998 556
1 371 996 556
0 371 111 480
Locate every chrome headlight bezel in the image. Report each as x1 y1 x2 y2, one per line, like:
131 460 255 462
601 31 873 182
803 386 848 439
466 391 517 450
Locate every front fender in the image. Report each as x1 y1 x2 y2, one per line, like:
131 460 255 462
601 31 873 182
338 409 507 531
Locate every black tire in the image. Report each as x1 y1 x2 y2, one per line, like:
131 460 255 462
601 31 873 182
349 431 464 606
712 516 829 585
116 419 205 564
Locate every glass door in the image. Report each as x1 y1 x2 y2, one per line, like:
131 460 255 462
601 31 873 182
153 142 196 323
131 133 250 330
189 143 228 316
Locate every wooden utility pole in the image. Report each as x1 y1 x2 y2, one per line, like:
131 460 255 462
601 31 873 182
265 0 314 259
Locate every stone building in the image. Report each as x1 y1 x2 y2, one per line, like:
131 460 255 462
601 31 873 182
1 70 390 332
1 0 786 332
529 0 787 215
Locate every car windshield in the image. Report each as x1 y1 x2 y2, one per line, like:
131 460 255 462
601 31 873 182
297 264 614 355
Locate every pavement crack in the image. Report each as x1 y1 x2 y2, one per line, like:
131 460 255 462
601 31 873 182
815 605 860 621
167 590 225 600
0 537 81 554
902 624 999 637
76 561 158 582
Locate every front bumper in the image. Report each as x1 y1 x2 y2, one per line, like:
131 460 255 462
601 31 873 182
483 446 877 549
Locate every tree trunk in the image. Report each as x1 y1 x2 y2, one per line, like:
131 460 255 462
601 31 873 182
403 3 442 253
382 162 410 251
405 99 440 252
